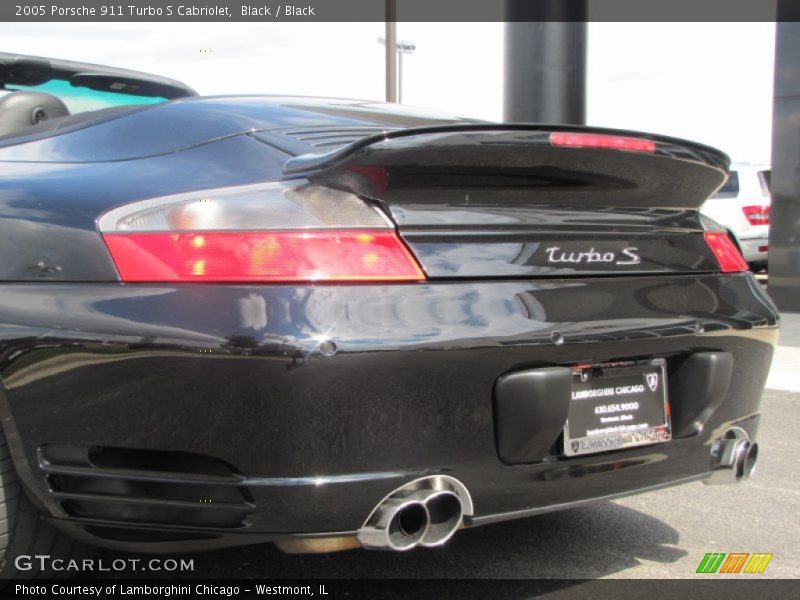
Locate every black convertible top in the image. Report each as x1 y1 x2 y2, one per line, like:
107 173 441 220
0 52 197 100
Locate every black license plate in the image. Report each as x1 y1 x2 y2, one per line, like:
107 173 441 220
563 359 671 457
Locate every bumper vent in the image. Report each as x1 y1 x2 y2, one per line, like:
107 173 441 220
40 445 254 531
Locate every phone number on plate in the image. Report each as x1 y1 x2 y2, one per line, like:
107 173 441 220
594 402 640 415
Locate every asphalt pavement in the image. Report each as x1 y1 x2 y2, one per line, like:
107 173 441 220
94 315 800 580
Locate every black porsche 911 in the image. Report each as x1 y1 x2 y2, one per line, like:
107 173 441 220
0 53 778 577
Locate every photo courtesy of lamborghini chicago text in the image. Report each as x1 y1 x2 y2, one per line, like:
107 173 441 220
0 0 797 598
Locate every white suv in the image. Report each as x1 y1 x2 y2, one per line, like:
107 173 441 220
701 163 771 271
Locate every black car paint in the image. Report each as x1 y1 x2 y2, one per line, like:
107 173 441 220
0 96 779 552
0 136 289 281
0 274 776 550
1 98 729 282
0 97 478 281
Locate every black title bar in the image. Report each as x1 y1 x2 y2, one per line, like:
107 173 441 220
2 0 800 23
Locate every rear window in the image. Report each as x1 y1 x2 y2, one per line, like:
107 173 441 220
713 171 739 198
758 170 771 196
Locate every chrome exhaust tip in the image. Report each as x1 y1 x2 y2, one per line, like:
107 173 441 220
741 441 759 481
358 494 430 551
387 500 429 550
419 490 463 547
357 475 472 551
704 427 759 485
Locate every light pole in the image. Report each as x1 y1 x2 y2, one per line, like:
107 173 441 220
378 37 416 103
384 0 397 103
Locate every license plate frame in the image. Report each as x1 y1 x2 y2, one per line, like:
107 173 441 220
563 359 671 457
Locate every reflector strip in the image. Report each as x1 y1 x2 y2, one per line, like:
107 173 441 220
704 232 749 273
550 132 656 153
103 230 426 283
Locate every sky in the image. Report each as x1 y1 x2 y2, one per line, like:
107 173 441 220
0 21 776 164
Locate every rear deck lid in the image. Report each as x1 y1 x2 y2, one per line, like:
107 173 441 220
286 126 736 278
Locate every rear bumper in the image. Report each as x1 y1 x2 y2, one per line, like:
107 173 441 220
0 273 778 551
738 235 769 264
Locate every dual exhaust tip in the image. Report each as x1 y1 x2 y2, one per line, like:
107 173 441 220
357 476 472 551
704 427 759 486
356 428 759 549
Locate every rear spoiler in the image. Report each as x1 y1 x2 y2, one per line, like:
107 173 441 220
285 125 730 209
284 124 729 173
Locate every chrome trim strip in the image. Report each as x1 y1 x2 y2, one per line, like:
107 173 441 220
242 471 411 487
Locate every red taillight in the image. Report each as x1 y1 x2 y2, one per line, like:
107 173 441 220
550 132 656 153
704 232 749 273
98 182 426 283
103 231 425 283
742 205 770 226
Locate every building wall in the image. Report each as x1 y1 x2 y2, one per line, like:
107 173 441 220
768 21 800 312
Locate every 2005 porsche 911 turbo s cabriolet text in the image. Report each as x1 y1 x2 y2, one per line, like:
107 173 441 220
0 54 778 578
